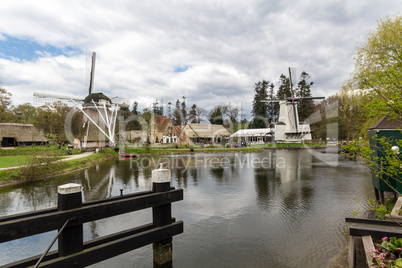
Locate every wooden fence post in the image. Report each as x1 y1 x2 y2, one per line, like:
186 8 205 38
152 165 173 267
58 183 83 257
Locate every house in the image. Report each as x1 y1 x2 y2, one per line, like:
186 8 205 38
0 123 47 147
182 123 230 144
149 115 180 144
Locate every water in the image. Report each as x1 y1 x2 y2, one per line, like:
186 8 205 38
0 150 373 267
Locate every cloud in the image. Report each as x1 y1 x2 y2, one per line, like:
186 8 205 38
0 0 399 118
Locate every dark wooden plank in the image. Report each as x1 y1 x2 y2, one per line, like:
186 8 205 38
2 222 158 268
0 189 183 243
346 217 402 226
350 228 402 239
0 190 155 222
36 221 183 268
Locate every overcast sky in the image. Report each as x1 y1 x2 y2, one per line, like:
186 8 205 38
0 1 400 118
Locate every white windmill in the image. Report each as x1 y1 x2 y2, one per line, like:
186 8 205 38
33 52 123 148
261 68 324 143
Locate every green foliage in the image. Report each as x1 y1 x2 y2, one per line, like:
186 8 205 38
342 14 402 120
296 71 315 122
208 105 224 125
251 80 270 128
382 237 402 252
0 87 16 122
16 151 67 182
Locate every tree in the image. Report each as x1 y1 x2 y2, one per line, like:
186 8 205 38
223 104 240 132
172 99 184 126
181 98 188 124
34 102 70 141
296 71 315 122
0 87 15 122
250 80 269 128
195 106 207 124
12 103 37 124
341 14 402 197
189 104 198 123
208 106 224 125
342 14 402 119
266 83 276 123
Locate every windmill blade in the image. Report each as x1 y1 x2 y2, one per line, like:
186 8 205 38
260 99 282 102
88 52 96 95
292 101 298 132
288 67 297 98
33 92 83 106
299 96 325 100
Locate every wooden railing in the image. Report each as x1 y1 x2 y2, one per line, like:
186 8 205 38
0 167 183 268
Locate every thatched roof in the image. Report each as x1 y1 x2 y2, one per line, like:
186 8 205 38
0 123 46 142
183 124 230 138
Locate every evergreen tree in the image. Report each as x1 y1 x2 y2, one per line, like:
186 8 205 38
296 71 315 122
266 83 277 123
208 106 224 125
172 99 183 125
250 80 269 128
181 98 187 124
189 104 198 123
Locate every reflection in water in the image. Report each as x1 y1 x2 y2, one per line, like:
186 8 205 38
0 151 373 267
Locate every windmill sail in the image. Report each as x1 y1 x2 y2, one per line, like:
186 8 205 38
88 52 96 95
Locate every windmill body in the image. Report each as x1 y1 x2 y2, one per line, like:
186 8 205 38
261 68 324 143
33 52 119 148
274 100 312 143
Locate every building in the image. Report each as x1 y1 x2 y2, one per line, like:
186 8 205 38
182 123 230 144
0 123 47 147
149 115 180 144
274 101 312 143
230 128 275 144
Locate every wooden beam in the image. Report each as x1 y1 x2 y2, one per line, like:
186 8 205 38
362 236 375 267
34 222 182 268
0 189 183 243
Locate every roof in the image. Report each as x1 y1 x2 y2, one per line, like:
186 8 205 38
0 123 46 142
184 123 230 138
230 128 274 138
83 93 111 105
367 115 402 130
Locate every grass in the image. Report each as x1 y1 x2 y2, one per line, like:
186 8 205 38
0 147 118 184
121 142 325 155
0 155 32 168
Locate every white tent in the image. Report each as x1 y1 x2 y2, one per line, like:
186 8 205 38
230 128 274 144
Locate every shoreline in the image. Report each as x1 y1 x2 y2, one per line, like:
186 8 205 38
0 145 331 187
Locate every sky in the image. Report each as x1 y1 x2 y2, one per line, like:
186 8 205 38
0 1 400 119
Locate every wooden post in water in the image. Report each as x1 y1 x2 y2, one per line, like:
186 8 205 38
152 165 173 267
58 183 83 257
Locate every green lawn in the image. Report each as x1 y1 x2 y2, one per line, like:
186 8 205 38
0 155 32 168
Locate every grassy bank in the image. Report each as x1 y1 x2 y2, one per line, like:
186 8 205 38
0 148 118 185
122 143 325 156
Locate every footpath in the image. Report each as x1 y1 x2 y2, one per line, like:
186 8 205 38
0 152 94 171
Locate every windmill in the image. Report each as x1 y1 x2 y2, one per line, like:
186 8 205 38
261 67 324 143
33 52 122 148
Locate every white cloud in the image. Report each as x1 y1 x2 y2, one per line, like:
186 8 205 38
0 0 399 117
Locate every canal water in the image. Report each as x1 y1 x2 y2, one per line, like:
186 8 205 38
0 150 373 267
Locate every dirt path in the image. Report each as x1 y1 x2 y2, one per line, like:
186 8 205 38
0 152 94 171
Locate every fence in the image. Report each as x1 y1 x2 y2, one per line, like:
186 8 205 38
0 167 183 268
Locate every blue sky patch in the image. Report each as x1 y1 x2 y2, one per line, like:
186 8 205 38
0 34 79 61
174 65 191 73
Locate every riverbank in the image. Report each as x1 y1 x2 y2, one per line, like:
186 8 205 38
125 143 328 157
0 148 118 187
0 144 330 187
